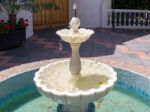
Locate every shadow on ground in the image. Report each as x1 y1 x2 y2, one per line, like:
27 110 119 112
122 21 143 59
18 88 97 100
0 28 150 70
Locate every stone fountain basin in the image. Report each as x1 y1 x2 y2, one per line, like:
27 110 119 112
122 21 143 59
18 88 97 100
34 59 117 106
56 28 94 43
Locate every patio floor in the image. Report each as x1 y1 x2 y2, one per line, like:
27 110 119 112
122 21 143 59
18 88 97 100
0 28 150 80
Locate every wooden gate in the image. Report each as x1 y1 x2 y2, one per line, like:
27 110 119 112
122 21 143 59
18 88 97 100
33 0 69 29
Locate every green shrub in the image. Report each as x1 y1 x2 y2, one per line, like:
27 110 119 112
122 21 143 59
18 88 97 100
113 0 150 9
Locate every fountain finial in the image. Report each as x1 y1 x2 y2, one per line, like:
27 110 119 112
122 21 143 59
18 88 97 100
70 1 80 33
73 2 77 17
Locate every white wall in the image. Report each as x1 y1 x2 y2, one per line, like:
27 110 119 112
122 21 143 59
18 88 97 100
69 0 111 28
69 0 111 27
0 11 33 38
0 12 8 20
106 0 112 9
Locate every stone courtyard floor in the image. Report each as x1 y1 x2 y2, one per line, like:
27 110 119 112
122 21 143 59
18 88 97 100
0 28 150 80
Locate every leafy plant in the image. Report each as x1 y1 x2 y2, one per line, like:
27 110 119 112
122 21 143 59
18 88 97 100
113 0 150 10
0 0 58 24
0 0 57 15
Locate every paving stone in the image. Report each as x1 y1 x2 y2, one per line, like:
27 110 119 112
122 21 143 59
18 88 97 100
0 28 150 80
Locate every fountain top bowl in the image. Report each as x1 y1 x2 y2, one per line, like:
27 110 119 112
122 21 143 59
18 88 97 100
56 28 94 43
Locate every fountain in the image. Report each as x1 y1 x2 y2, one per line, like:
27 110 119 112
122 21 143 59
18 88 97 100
33 3 117 112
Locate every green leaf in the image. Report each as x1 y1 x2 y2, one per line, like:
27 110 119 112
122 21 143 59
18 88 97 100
0 0 59 15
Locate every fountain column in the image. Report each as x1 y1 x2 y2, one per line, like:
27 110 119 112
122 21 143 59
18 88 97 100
70 43 81 74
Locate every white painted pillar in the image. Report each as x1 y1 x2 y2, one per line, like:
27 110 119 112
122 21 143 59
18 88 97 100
18 11 33 38
106 0 112 9
101 0 109 28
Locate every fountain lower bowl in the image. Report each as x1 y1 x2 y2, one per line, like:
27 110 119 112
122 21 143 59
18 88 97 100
34 59 117 112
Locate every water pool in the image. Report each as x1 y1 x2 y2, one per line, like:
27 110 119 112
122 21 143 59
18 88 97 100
0 68 150 112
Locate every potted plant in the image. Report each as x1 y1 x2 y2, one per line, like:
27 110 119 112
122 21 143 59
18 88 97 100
0 18 28 50
0 0 57 50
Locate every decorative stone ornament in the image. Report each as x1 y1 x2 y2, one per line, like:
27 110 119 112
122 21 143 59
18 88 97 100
70 17 80 33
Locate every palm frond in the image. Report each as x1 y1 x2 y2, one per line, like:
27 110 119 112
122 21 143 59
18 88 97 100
0 0 57 15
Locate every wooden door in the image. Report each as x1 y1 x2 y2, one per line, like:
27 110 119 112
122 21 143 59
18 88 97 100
33 0 69 29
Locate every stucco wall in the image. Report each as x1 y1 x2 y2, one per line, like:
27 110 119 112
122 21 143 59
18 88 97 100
69 0 111 28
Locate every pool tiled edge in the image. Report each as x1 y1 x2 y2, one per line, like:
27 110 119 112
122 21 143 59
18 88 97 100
0 66 150 102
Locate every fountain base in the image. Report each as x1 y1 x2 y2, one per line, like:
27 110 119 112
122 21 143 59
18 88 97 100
58 104 88 112
57 102 97 112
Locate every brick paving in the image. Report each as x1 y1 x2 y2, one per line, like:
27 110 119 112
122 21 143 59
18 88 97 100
0 28 150 81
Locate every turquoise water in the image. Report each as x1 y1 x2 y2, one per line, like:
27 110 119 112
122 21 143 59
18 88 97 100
0 85 150 112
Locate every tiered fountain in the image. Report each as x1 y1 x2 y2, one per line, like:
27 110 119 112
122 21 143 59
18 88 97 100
34 3 117 112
